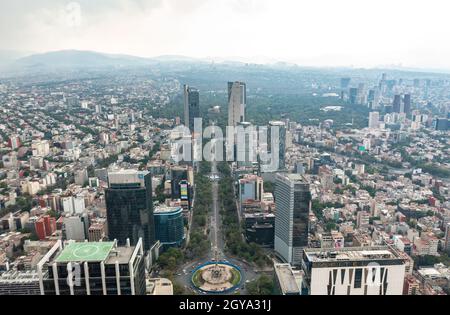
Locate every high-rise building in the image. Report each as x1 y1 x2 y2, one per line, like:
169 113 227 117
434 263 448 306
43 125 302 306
445 223 450 254
403 94 411 116
7 136 21 150
340 78 351 90
179 179 191 211
170 166 189 200
105 170 155 250
301 246 407 295
183 85 200 132
37 239 146 295
274 174 311 265
236 121 256 167
268 121 287 170
393 95 401 113
63 214 89 241
434 118 449 131
228 81 246 127
34 215 56 240
349 88 358 105
31 140 50 157
239 174 264 209
154 205 185 249
368 112 380 129
88 220 107 242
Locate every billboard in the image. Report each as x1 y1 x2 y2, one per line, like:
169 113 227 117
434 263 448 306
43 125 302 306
180 181 189 200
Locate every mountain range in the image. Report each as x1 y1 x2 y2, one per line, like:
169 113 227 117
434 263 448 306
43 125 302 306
1 49 450 76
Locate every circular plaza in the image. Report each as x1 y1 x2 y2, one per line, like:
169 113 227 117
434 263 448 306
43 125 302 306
191 261 242 294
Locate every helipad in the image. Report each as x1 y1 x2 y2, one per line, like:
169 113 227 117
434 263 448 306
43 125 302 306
55 242 115 263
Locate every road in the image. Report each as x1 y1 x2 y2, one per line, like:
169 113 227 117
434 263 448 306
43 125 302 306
209 155 225 260
172 129 259 294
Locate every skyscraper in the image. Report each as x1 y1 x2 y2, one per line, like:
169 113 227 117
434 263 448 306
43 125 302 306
183 85 200 132
403 94 411 116
368 112 380 129
393 95 401 113
236 121 256 167
228 81 246 127
274 173 311 265
170 165 188 200
105 170 155 250
340 78 351 90
445 223 450 254
349 88 358 105
268 121 287 170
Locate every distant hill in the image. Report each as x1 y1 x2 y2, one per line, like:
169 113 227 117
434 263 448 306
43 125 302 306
14 50 157 70
1 49 449 78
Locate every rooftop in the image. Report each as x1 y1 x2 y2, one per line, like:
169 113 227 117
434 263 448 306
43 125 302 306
304 246 402 263
147 278 174 295
0 270 40 283
274 264 301 295
55 242 115 263
154 205 182 215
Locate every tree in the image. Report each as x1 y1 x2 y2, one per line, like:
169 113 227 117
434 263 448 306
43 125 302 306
158 247 184 271
263 181 275 194
247 274 274 295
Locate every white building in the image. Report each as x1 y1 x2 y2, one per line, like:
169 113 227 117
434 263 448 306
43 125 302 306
302 246 407 295
238 174 264 208
61 196 85 215
368 112 380 129
227 81 246 127
63 214 89 241
31 140 50 157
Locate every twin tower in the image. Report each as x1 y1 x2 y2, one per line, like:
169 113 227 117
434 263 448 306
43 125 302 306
183 81 246 131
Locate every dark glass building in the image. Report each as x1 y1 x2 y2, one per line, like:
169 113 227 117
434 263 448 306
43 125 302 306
274 174 311 266
183 85 200 132
170 166 188 200
393 94 401 113
349 88 358 105
435 118 449 131
154 206 185 249
244 213 275 247
403 94 411 115
105 170 154 250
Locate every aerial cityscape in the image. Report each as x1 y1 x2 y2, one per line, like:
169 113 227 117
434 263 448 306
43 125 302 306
0 0 449 301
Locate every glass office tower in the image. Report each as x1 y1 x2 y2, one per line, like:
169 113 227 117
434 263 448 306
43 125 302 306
274 173 311 266
105 170 155 250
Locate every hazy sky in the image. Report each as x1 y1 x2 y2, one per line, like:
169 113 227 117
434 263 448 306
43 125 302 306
1 0 450 69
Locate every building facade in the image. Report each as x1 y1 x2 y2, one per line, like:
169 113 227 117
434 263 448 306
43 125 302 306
183 85 200 132
228 81 246 127
154 206 185 248
301 246 407 295
268 121 286 170
37 239 146 295
105 170 155 250
274 174 311 265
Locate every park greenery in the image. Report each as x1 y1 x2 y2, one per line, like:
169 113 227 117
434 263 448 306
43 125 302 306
246 274 275 295
185 161 211 260
217 161 271 268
